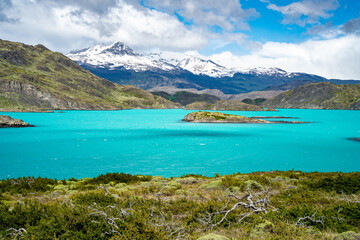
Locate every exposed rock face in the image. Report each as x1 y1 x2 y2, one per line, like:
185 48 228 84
0 80 85 109
185 100 277 111
263 82 360 109
183 111 269 123
0 115 34 128
349 98 360 110
0 39 180 111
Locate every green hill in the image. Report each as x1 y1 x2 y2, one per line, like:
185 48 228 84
0 40 180 111
185 100 275 111
263 82 360 109
152 91 220 106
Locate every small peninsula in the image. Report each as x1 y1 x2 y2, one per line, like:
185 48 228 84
0 115 34 128
183 111 270 123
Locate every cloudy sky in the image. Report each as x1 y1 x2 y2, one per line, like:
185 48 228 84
1 0 360 79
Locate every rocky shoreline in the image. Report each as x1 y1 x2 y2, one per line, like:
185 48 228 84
0 115 34 128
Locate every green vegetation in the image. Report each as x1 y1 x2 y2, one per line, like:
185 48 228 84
0 40 180 111
152 91 221 106
185 99 276 111
183 111 269 123
0 171 359 239
84 173 152 185
242 98 267 106
263 82 360 110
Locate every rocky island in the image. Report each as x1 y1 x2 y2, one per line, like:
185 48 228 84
0 115 34 128
183 111 270 123
183 111 310 124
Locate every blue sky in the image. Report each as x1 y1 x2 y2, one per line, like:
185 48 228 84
1 0 360 79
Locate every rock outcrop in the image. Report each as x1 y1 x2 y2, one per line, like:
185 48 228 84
183 111 269 123
0 115 34 128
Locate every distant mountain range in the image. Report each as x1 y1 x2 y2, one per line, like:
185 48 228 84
67 42 360 97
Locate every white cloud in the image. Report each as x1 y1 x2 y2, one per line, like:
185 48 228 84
209 35 360 79
267 0 339 26
0 0 207 52
142 0 258 31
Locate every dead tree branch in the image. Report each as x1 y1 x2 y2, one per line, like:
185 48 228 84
149 209 188 239
97 186 112 196
199 187 275 230
295 211 325 227
89 202 135 236
5 228 27 240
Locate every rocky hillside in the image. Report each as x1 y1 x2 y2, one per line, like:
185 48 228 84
185 100 275 111
152 91 220 106
262 82 360 109
0 40 180 111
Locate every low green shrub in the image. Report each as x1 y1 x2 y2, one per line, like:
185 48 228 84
308 173 360 194
84 173 152 185
0 176 58 194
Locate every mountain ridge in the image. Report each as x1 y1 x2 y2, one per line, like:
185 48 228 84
0 39 180 111
262 82 360 110
67 42 360 96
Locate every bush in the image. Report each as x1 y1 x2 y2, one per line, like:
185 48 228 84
84 173 152 185
308 174 360 194
0 176 58 194
221 175 245 189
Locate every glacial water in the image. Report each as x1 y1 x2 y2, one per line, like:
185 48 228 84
0 109 359 179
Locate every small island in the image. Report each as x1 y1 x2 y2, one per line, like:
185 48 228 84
0 115 34 128
183 111 270 123
183 111 310 124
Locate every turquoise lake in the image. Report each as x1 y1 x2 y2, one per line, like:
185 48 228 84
0 109 359 179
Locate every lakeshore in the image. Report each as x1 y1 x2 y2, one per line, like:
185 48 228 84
0 171 359 239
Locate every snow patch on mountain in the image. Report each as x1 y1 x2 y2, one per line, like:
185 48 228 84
68 41 297 78
67 42 176 72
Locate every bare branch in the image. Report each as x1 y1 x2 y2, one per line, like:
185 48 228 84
88 202 135 236
199 187 275 230
295 211 325 227
97 186 112 196
5 228 27 240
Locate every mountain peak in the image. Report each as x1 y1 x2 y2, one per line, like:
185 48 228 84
101 41 138 56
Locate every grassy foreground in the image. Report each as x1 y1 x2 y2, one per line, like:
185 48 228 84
0 171 359 239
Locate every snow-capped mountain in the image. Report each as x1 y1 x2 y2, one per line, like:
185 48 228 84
68 42 235 77
66 41 351 95
68 41 310 79
176 57 236 78
67 42 176 72
240 67 299 77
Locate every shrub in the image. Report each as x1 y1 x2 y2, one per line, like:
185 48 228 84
308 174 360 194
0 176 57 194
84 173 152 185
